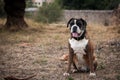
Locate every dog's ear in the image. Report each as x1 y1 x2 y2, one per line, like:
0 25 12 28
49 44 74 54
80 18 87 27
67 18 74 27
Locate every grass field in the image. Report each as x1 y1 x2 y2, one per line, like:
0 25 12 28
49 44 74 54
0 19 120 80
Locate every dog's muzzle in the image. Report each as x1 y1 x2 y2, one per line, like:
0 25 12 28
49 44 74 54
71 26 83 38
72 26 77 33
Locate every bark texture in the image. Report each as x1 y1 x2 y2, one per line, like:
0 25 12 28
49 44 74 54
4 0 28 31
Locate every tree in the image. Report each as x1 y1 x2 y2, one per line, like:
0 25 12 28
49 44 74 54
0 0 5 17
56 0 120 10
4 0 28 31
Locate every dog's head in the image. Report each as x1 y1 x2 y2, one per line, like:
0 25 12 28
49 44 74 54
67 18 87 38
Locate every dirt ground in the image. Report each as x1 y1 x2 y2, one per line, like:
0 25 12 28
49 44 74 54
0 19 120 80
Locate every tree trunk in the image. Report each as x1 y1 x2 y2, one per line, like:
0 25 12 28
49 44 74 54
4 0 28 31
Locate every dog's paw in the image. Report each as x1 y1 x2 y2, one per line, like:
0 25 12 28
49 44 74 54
63 72 70 76
89 72 96 77
72 69 79 73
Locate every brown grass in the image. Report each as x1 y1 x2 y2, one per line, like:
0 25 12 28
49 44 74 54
0 19 120 80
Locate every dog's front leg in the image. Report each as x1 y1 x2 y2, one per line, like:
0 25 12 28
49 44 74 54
63 43 74 76
86 41 96 77
88 46 96 77
89 53 96 77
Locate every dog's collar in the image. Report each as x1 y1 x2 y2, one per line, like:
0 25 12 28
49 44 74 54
71 30 86 40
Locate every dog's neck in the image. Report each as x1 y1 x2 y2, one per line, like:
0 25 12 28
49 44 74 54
71 30 86 41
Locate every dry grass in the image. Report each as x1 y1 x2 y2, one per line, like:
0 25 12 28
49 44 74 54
0 19 120 80
0 19 119 46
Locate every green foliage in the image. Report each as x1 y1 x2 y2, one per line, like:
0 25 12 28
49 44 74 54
0 0 5 17
67 77 74 80
116 75 120 80
56 0 120 10
35 2 62 23
26 0 36 8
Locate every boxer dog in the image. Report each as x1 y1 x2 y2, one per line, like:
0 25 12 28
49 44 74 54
63 18 97 77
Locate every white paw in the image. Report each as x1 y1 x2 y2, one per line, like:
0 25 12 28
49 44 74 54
63 72 70 76
89 72 96 77
72 69 77 73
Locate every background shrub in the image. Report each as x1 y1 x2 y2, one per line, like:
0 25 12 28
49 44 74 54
35 2 62 23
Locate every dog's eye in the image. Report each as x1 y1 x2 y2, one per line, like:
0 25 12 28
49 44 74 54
76 22 81 26
70 22 74 26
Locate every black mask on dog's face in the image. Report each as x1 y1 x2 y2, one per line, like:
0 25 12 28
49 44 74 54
67 18 87 39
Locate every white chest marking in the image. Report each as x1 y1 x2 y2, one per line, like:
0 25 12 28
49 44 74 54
69 38 88 54
69 38 89 67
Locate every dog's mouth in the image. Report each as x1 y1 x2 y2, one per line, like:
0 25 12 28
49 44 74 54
72 32 81 38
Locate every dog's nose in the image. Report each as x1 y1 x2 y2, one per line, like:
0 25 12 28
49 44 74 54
73 26 77 33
